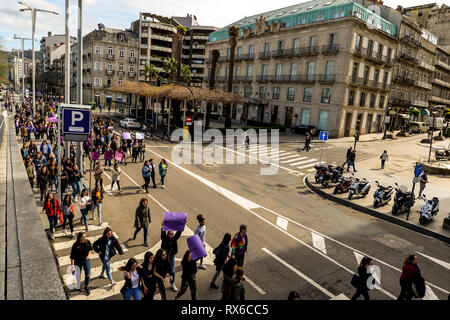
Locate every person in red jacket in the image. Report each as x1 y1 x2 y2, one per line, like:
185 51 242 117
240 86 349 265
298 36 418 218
43 192 61 239
397 255 420 300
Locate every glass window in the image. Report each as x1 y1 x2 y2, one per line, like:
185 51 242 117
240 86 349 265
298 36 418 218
249 44 254 55
233 86 238 94
310 36 317 50
318 111 329 130
108 47 113 55
119 49 124 57
130 66 134 72
374 69 379 82
325 61 334 76
247 65 252 76
321 88 331 103
276 64 282 77
244 86 252 98
294 39 300 49
359 92 366 107
130 51 135 58
348 90 354 106
108 63 112 70
287 87 295 101
262 64 268 76
301 109 310 126
303 88 312 102
237 46 242 58
259 87 266 99
370 94 375 108
307 62 315 81
273 87 280 100
264 43 270 55
355 35 361 50
119 64 124 71
290 63 297 77
236 66 240 77
379 95 385 108
119 79 123 85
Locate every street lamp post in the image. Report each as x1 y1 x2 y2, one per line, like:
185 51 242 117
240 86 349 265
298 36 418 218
19 1 59 117
382 107 391 140
13 35 36 105
428 108 436 164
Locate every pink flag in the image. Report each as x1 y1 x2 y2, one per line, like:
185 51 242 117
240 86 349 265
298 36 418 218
49 117 58 123
104 150 113 160
114 151 123 162
162 212 187 232
187 235 207 261
90 151 99 161
122 132 131 140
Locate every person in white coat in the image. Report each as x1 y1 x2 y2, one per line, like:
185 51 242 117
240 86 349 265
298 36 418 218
111 163 122 193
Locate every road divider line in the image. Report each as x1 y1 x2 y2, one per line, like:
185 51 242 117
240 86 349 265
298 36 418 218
311 232 327 255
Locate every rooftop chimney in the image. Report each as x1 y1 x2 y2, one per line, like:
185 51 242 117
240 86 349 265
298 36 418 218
48 31 52 37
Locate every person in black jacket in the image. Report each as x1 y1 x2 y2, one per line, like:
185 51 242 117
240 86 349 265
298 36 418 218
93 227 124 286
351 256 373 300
210 233 231 289
139 251 156 301
175 250 197 300
119 258 144 300
149 159 157 188
161 226 182 292
150 249 172 300
70 232 92 295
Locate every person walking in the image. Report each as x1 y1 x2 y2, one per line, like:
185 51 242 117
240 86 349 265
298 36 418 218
93 227 124 286
70 164 82 201
231 224 248 267
343 146 352 167
194 214 207 270
60 194 75 237
94 161 104 187
70 232 92 295
43 192 61 239
78 189 92 232
133 198 151 246
141 160 151 193
104 143 113 168
398 255 422 300
151 249 172 300
303 133 312 152
26 158 35 189
139 140 146 162
228 267 246 300
110 162 122 193
351 256 373 300
159 159 168 189
210 233 231 289
220 258 238 300
131 140 139 163
418 170 428 199
119 258 143 300
174 250 198 300
40 140 52 159
47 159 58 192
380 150 388 169
91 185 104 224
347 149 357 172
139 251 156 301
37 166 50 202
149 159 157 188
161 226 182 292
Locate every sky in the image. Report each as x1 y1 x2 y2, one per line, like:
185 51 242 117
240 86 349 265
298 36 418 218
1 0 448 51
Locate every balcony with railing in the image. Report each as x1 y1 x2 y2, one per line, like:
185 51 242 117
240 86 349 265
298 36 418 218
411 99 428 108
236 75 253 83
259 51 271 60
218 56 230 62
317 74 336 83
106 69 114 75
429 94 450 104
397 53 418 65
418 60 435 72
392 74 415 85
300 46 319 56
436 59 450 72
352 46 367 57
414 80 432 90
400 34 421 47
389 96 412 107
432 77 450 89
386 57 395 67
321 44 339 55
128 72 136 77
107 53 115 60
365 50 386 64
129 57 136 63
117 70 125 76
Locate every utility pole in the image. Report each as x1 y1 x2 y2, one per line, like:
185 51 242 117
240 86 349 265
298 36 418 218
353 130 359 151
76 0 83 173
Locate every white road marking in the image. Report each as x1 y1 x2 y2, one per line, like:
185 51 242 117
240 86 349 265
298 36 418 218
277 154 301 160
281 157 308 163
58 247 129 267
423 285 439 300
290 158 317 166
308 168 316 172
354 251 365 265
54 223 108 238
297 163 317 169
245 277 267 295
311 232 327 255
330 293 349 300
144 145 449 297
263 248 335 299
276 216 288 230
417 252 450 270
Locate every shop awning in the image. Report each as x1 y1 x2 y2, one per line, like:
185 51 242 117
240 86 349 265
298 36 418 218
421 108 430 116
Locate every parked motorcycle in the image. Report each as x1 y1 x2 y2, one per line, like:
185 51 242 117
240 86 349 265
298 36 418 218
314 163 328 183
373 181 394 208
348 175 370 200
419 195 439 224
435 147 450 161
391 183 415 216
333 176 353 194
322 165 344 187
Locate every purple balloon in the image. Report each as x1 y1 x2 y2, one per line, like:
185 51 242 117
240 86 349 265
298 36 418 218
162 212 187 232
187 235 207 261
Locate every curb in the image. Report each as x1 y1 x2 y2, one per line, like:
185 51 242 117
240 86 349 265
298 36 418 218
304 173 450 245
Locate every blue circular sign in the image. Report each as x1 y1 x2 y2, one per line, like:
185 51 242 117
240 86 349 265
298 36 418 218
415 164 423 177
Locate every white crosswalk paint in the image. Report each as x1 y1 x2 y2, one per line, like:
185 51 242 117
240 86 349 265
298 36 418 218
263 248 335 299
58 247 129 267
276 216 288 231
54 223 108 238
245 277 266 295
330 293 349 300
307 168 316 172
416 252 450 270
354 251 365 265
281 157 308 163
311 232 327 255
289 158 317 166
297 163 317 169
277 154 300 160
423 285 439 300
54 233 118 251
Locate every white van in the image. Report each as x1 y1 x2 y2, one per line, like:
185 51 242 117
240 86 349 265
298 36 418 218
425 117 445 130
410 122 429 133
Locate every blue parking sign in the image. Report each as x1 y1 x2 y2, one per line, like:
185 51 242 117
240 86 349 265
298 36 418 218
319 131 328 141
62 108 91 135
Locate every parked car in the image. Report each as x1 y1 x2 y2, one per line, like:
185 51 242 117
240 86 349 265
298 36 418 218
291 125 317 136
119 118 141 129
425 117 445 130
410 122 429 133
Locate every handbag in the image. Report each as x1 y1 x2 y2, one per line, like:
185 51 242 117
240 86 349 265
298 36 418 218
85 200 92 211
351 274 362 289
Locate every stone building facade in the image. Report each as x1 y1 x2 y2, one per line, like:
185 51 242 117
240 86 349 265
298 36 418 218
430 46 450 108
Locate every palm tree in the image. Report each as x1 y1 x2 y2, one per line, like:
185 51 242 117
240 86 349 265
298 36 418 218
225 25 239 128
163 57 178 83
175 25 187 82
144 63 159 82
206 49 220 128
180 64 192 84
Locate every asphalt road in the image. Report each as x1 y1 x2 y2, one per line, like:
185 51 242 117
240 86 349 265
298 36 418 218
45 117 450 301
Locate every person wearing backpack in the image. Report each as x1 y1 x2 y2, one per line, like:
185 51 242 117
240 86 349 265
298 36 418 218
351 256 373 300
398 255 423 300
210 233 231 289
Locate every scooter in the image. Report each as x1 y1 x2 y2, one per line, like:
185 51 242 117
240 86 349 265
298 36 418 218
348 175 370 200
333 176 353 194
373 181 394 208
391 183 415 216
419 195 439 224
322 165 344 187
314 163 328 183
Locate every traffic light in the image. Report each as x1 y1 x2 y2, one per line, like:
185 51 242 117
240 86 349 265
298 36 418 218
156 76 162 87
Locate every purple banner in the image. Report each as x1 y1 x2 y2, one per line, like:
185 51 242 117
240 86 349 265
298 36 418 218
90 151 99 161
122 132 131 140
49 117 58 123
114 151 123 162
162 212 187 232
187 235 207 261
104 150 113 160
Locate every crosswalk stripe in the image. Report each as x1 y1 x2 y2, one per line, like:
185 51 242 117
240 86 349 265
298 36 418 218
289 158 317 166
58 246 129 267
278 154 300 160
69 280 162 300
307 168 316 172
281 157 307 163
253 148 273 155
311 232 327 255
423 285 439 300
54 223 109 238
354 251 365 265
297 162 317 169
53 232 120 252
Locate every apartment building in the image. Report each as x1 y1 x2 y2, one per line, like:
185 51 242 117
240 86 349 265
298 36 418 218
205 0 398 137
69 23 139 106
172 14 217 86
40 32 76 72
430 46 450 108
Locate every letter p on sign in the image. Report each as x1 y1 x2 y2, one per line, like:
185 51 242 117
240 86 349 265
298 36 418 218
72 111 84 125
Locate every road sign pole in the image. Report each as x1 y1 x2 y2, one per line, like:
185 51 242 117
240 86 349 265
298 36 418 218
407 163 422 221
320 140 324 163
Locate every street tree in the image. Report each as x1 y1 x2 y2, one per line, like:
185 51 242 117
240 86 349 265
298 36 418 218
163 57 178 83
144 63 159 82
205 49 220 128
225 25 239 128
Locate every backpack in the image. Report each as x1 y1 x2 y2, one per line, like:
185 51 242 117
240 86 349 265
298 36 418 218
413 275 426 298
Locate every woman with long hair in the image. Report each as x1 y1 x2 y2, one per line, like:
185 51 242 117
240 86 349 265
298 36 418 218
351 256 373 300
91 184 104 224
119 258 143 300
221 257 238 300
210 232 231 289
37 164 49 202
42 192 61 239
139 251 156 301
175 250 198 300
70 232 92 295
158 159 168 189
61 194 75 237
398 255 420 300
93 227 124 286
151 248 172 300
133 198 151 246
78 188 92 232
228 267 245 300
